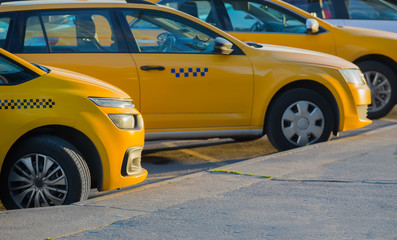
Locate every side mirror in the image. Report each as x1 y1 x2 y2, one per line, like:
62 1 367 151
306 19 319 34
214 37 234 55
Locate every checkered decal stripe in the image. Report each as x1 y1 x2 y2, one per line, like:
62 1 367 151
171 68 209 78
0 99 55 110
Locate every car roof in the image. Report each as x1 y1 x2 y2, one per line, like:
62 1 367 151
0 0 154 5
0 0 156 8
0 0 163 13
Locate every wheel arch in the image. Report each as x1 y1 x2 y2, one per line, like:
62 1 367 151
264 80 340 135
354 54 397 80
354 55 397 118
3 125 103 191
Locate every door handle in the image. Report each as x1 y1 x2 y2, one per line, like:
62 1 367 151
140 66 165 71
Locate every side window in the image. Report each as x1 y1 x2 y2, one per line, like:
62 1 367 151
0 16 12 49
158 0 220 27
284 0 335 19
345 0 397 20
122 10 219 54
224 0 308 33
23 11 123 53
0 55 39 85
24 16 47 52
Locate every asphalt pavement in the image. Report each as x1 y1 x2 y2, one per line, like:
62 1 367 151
1 122 397 239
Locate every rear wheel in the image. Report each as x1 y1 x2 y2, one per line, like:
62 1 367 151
266 88 334 151
357 61 397 119
0 135 90 210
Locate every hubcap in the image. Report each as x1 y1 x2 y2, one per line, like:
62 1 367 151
281 101 325 146
8 154 68 208
364 71 392 113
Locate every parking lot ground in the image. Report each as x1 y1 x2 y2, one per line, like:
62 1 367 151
141 137 277 182
1 107 397 239
137 106 397 186
1 106 397 211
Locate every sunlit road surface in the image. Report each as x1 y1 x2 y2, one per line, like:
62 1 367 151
1 107 396 209
140 110 397 185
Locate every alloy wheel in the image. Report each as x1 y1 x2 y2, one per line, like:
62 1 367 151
8 153 68 208
281 100 325 146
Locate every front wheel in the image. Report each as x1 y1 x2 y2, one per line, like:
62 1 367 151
266 88 334 151
357 61 397 119
0 135 91 209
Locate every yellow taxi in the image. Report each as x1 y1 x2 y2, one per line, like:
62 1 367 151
155 0 397 119
0 0 371 151
0 48 146 209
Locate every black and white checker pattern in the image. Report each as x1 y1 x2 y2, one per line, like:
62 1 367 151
0 99 55 110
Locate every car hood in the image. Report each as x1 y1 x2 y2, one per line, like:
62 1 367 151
332 25 397 40
249 43 358 69
45 66 130 99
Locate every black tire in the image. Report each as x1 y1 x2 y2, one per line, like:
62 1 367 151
266 88 334 151
0 135 90 210
232 136 263 142
357 61 397 119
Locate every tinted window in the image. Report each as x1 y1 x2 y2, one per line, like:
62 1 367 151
0 17 11 49
122 10 220 53
224 0 308 33
24 15 47 52
0 55 39 85
23 11 125 53
158 0 221 27
345 0 397 20
284 0 336 18
284 0 397 20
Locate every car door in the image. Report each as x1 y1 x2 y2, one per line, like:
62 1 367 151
0 52 43 157
119 9 254 130
8 10 142 109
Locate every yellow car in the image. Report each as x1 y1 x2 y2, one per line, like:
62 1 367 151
0 48 146 209
0 0 371 151
156 0 397 119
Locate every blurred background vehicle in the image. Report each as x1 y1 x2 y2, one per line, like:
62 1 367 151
284 0 397 33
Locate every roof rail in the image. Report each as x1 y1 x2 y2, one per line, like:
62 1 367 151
125 0 155 4
0 0 28 3
0 0 155 4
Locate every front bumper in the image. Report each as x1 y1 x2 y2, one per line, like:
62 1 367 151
340 83 372 131
74 100 147 191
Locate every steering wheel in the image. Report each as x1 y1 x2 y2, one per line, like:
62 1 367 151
191 35 210 51
157 32 176 52
250 21 266 32
0 75 8 84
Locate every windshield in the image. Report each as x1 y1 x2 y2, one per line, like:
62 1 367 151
0 54 40 85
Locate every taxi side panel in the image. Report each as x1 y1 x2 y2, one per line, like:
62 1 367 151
247 56 371 132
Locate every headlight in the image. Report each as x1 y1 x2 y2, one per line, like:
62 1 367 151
340 69 366 85
108 114 138 130
88 97 134 108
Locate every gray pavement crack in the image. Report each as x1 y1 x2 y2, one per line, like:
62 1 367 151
208 169 397 185
271 179 397 185
72 202 153 213
208 169 272 179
